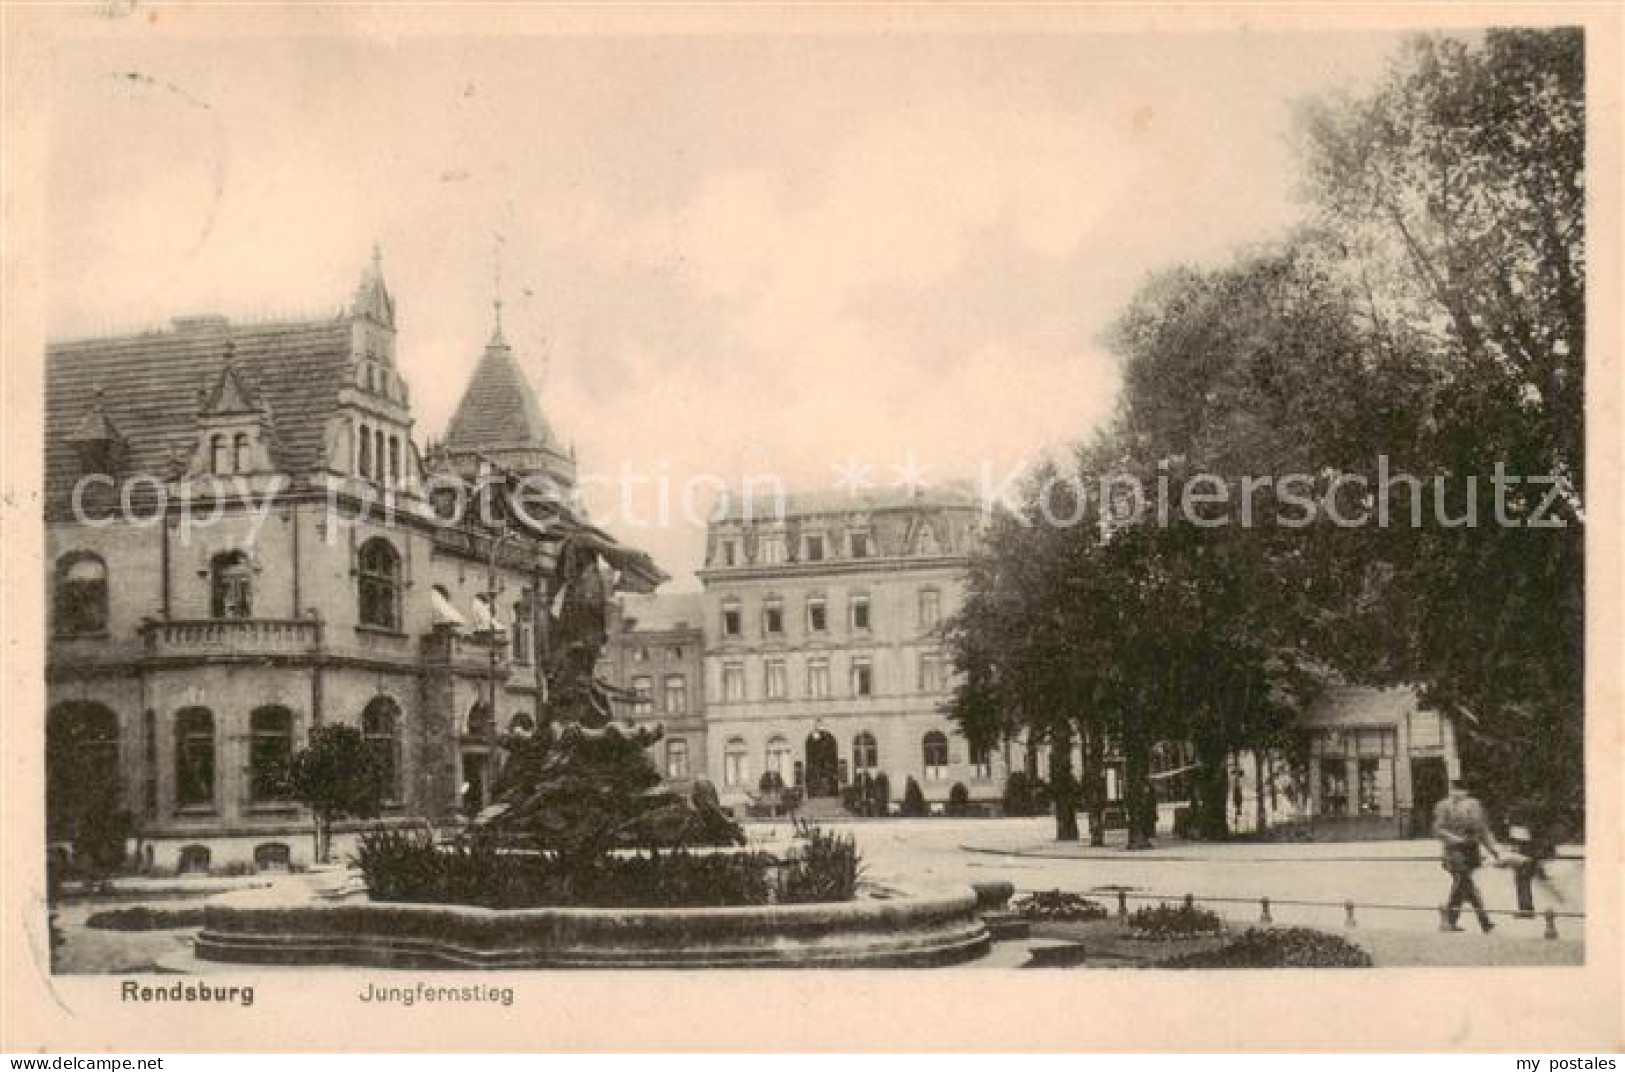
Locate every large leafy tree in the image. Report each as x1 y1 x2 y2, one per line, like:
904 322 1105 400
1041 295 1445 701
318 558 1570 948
1300 29 1585 820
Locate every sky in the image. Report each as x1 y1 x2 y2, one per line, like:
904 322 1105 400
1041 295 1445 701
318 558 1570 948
46 28 1412 587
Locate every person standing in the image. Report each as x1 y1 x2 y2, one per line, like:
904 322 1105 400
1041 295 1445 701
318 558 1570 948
1433 778 1501 932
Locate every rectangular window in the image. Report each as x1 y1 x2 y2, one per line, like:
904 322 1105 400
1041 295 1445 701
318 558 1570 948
807 597 827 633
849 532 870 559
850 593 871 632
664 675 688 715
722 603 742 638
1358 758 1382 814
720 540 737 567
631 676 653 715
920 652 945 693
763 599 784 636
807 659 830 699
249 708 293 803
760 537 786 565
632 646 649 663
804 534 824 562
852 658 873 698
723 663 746 702
970 742 994 780
919 588 941 630
666 739 690 780
724 745 748 787
765 659 788 700
1319 758 1349 818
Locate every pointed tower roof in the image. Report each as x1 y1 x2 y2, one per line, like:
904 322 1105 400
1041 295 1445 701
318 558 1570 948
443 303 556 454
351 242 395 329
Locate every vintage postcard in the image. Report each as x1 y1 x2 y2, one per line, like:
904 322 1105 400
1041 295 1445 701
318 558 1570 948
1 1 1620 1054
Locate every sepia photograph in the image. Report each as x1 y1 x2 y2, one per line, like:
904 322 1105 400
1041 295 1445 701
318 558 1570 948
1 1 1619 1055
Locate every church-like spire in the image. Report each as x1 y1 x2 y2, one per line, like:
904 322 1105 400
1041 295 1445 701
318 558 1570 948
350 242 396 330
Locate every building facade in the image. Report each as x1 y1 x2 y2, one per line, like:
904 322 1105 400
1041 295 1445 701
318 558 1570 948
692 487 1008 812
598 593 708 784
43 255 660 873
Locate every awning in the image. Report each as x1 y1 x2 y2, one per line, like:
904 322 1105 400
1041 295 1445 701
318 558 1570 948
431 588 466 629
471 596 506 633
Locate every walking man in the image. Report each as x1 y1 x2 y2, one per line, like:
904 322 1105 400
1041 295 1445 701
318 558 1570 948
1433 777 1501 932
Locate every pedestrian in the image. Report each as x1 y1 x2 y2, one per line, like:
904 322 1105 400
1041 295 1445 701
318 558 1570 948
1500 804 1561 919
1433 777 1501 933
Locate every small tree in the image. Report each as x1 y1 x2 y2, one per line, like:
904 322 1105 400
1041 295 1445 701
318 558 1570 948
871 773 892 816
901 776 928 817
288 724 386 864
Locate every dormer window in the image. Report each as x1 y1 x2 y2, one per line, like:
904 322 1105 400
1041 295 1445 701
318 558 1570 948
234 433 251 474
211 434 229 475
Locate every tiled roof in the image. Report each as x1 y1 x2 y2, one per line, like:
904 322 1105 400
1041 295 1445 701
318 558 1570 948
45 316 354 517
442 338 556 454
618 592 705 634
714 482 981 522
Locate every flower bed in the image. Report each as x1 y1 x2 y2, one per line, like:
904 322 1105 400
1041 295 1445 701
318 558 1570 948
1159 927 1373 969
354 826 863 909
1012 890 1109 923
1126 902 1226 940
85 906 207 931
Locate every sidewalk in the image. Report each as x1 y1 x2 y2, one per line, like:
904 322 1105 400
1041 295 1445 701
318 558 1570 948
960 831 1586 864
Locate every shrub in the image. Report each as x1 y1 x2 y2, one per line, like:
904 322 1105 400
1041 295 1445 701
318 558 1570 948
947 783 970 816
1161 927 1372 969
85 906 206 931
1126 901 1226 940
1002 772 1042 817
1011 889 1109 923
872 773 892 815
354 826 862 908
781 827 864 904
901 777 928 817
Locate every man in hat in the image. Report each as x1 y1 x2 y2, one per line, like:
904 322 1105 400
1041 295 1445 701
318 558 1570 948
1433 777 1502 932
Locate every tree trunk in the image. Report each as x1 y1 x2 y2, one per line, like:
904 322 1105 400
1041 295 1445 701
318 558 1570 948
1048 727 1080 841
1191 723 1231 841
1081 720 1107 847
1254 747 1268 835
1123 721 1154 850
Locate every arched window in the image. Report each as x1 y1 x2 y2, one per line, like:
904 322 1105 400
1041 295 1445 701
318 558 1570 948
254 842 291 872
923 730 949 782
508 712 535 738
853 731 879 773
765 735 793 783
362 697 401 802
211 434 228 475
666 738 690 779
723 737 748 788
45 702 120 840
233 432 251 474
358 423 372 478
249 706 294 802
174 707 215 808
970 741 994 780
210 551 253 618
466 701 493 737
357 538 401 630
53 553 108 635
177 844 211 875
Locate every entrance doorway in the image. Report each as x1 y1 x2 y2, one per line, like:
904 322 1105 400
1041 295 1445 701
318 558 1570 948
805 730 839 798
1410 756 1448 837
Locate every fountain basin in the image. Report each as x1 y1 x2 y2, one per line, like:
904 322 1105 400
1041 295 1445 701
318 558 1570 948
195 882 990 969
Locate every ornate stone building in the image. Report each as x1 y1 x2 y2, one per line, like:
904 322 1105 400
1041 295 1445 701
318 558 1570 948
693 486 1008 813
43 254 661 872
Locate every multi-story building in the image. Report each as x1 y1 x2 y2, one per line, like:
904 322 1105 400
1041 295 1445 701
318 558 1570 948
598 593 707 783
695 486 1008 812
43 254 661 873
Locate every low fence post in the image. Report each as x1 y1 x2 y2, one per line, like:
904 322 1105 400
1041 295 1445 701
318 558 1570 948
1117 890 1127 917
1544 909 1559 941
1344 899 1356 928
1183 893 1194 911
1259 897 1272 924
